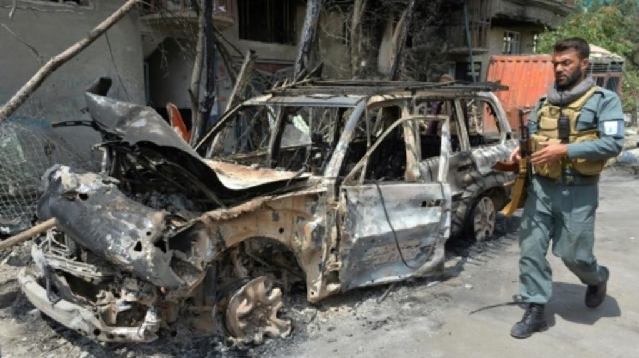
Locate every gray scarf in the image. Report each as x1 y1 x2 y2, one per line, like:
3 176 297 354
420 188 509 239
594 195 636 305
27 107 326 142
546 76 596 106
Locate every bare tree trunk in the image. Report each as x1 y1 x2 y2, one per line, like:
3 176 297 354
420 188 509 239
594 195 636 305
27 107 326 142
389 0 416 80
227 50 256 109
350 0 367 79
189 0 205 135
295 0 323 78
191 0 216 146
0 0 141 123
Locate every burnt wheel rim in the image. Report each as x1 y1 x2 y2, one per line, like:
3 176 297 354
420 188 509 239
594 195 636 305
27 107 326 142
225 276 291 344
473 196 495 241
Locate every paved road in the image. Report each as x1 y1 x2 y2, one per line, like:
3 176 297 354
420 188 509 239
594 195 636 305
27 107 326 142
270 171 639 358
0 171 636 358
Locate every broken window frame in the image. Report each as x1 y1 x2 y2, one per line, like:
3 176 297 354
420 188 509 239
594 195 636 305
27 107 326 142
337 114 452 290
410 97 471 154
206 102 358 174
342 116 448 185
207 105 279 163
457 94 511 145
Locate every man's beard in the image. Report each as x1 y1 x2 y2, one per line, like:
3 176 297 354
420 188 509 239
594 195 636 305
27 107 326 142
556 67 583 91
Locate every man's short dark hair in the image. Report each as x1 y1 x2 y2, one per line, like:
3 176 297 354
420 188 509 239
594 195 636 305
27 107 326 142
553 37 590 59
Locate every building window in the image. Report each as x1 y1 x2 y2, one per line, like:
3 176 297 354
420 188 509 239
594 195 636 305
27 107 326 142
238 0 296 45
532 33 541 53
502 31 521 54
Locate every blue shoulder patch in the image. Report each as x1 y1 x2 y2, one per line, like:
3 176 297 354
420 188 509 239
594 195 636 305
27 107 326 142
602 120 624 137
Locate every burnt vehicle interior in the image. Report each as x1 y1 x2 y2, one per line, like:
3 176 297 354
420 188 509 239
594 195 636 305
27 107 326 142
209 104 353 175
203 93 507 186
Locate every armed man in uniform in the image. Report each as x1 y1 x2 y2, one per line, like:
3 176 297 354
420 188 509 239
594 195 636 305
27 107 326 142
508 37 625 339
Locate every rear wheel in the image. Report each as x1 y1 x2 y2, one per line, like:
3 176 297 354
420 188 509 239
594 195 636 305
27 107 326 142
471 196 496 242
224 276 291 344
451 173 509 241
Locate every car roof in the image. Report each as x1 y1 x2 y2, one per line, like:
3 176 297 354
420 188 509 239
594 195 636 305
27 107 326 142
242 80 507 107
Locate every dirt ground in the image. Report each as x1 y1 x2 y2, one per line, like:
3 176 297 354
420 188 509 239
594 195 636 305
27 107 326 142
0 168 638 358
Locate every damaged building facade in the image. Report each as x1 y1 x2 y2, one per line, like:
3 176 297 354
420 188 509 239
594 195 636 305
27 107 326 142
1 0 578 136
0 0 307 149
140 0 308 121
445 0 576 81
0 0 146 156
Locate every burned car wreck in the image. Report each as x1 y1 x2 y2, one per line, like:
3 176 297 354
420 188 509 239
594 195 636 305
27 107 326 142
19 79 517 344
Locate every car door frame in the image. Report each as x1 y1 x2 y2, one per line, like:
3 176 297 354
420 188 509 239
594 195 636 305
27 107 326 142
337 114 453 291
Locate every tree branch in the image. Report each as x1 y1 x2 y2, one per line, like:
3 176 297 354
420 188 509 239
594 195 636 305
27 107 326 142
1 23 43 63
227 50 256 109
295 0 323 77
0 0 141 122
389 0 416 80
190 0 216 146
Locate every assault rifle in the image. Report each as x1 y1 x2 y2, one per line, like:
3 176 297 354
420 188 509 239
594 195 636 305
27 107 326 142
493 109 531 216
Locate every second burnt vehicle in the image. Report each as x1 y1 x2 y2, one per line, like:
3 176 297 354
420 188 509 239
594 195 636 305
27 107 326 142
19 79 516 345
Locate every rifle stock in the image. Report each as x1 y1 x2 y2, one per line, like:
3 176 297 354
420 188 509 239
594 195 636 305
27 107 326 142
501 157 528 216
497 108 531 216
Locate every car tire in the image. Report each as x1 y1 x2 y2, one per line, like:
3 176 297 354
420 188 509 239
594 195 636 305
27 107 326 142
468 195 496 242
450 173 509 241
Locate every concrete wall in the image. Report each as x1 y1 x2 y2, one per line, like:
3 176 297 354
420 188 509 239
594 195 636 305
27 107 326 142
0 0 145 158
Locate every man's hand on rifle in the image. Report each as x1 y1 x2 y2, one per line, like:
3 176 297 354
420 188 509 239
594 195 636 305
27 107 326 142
530 142 568 165
509 146 521 162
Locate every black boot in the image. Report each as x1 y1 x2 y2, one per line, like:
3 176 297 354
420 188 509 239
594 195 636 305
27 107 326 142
585 266 609 308
510 303 548 339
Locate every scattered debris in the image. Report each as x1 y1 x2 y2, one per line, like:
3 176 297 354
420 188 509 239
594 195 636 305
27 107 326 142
377 283 398 303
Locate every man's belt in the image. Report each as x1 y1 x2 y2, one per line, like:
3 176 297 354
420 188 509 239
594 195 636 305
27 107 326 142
534 173 600 186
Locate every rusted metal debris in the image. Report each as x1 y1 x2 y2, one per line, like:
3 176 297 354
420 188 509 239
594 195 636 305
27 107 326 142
18 77 517 345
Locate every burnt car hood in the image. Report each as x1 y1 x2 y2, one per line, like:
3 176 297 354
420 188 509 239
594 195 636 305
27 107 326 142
32 91 313 291
36 166 184 288
85 92 309 199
